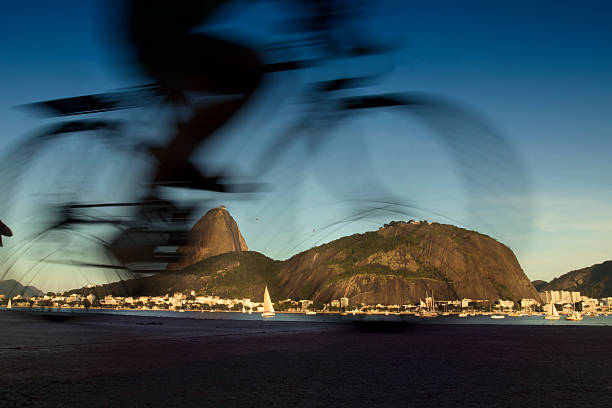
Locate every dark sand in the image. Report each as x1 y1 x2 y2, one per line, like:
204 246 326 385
1 311 611 407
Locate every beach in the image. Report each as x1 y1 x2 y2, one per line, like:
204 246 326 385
2 311 611 407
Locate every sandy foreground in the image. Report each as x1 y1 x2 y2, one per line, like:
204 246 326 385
1 311 611 408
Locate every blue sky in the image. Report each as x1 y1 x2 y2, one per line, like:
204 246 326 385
1 1 611 291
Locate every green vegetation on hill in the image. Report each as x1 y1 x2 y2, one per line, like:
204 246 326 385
69 251 281 301
182 251 282 299
311 223 454 282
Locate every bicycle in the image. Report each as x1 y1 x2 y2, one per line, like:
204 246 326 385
0 1 532 294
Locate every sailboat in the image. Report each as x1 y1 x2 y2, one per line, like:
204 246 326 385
544 302 560 320
566 311 583 321
241 305 246 313
566 295 583 321
7 298 12 309
262 286 275 318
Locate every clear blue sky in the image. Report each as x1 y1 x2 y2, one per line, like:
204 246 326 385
1 1 611 291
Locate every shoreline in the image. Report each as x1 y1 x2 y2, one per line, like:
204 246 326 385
2 306 611 327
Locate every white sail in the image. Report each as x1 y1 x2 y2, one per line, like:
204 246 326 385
262 286 275 317
7 298 12 309
547 302 559 316
544 302 560 319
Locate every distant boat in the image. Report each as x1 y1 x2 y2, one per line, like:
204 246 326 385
262 286 275 318
491 314 506 319
458 312 468 317
305 311 316 315
241 305 246 313
544 303 560 320
7 298 12 309
566 311 583 321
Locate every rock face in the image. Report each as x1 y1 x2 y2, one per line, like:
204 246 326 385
278 221 539 304
166 206 248 271
542 260 612 298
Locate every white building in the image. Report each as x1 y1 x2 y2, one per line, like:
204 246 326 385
461 298 472 309
581 297 598 311
497 299 514 309
300 300 313 311
340 297 349 308
544 290 581 304
104 295 119 306
520 298 539 309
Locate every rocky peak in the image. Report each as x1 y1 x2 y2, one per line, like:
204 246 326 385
166 206 247 271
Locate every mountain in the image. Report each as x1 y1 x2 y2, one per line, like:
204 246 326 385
0 279 44 298
277 221 539 304
531 280 548 292
166 206 248 271
541 260 612 298
73 218 539 305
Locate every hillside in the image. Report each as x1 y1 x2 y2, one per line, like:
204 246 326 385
71 251 282 303
0 279 44 298
277 221 539 304
531 280 548 292
542 260 612 298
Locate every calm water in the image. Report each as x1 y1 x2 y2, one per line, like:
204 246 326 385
6 307 612 326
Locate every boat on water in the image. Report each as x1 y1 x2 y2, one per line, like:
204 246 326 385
305 311 316 315
241 305 246 314
261 286 275 318
7 299 12 309
491 314 506 319
544 302 560 320
566 311 583 321
458 312 468 317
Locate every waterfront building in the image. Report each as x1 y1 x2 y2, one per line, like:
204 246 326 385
170 297 183 308
300 300 313 311
497 299 514 310
103 296 120 306
520 298 539 309
581 297 598 311
340 298 349 308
